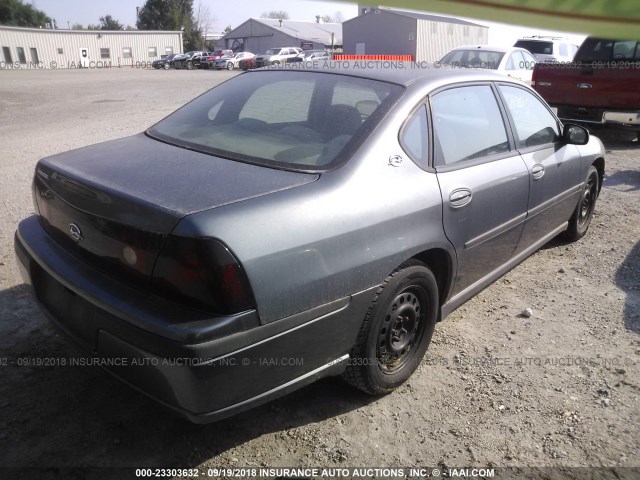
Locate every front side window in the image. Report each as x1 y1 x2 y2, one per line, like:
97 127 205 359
498 85 559 148
148 71 403 171
431 85 509 166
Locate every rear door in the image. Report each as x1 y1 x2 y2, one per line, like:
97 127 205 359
431 84 530 296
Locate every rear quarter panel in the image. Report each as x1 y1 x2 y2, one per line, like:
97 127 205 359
173 108 453 324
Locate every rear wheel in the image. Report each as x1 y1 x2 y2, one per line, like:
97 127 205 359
343 260 438 395
564 166 599 241
163 63 169 70
226 62 234 70
186 61 193 70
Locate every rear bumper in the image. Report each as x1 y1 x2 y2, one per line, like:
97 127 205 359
554 105 640 129
15 215 371 423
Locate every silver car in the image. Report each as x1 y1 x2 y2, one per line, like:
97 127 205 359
15 65 604 423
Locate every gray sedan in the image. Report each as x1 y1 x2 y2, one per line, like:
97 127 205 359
15 65 604 423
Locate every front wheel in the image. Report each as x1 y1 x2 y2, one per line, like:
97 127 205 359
226 62 234 70
186 61 193 70
163 63 170 70
343 260 439 395
564 166 599 242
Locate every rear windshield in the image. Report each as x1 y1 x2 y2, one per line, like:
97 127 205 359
514 40 554 55
148 70 403 172
440 50 504 69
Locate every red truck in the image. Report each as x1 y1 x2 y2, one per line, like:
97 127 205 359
532 37 640 138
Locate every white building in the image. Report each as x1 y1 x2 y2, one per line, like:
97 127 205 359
0 26 183 69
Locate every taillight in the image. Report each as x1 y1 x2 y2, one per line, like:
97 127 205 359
151 236 254 315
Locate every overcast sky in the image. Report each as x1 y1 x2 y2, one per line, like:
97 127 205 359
35 0 586 45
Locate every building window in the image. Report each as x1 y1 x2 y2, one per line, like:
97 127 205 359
165 46 173 55
148 47 157 57
2 46 12 63
100 48 110 59
16 47 26 64
57 48 63 54
123 47 132 58
30 48 39 64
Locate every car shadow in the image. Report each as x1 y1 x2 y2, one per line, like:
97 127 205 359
615 241 640 335
0 284 376 472
592 129 639 151
604 169 640 192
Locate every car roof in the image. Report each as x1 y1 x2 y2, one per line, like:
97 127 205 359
247 61 523 90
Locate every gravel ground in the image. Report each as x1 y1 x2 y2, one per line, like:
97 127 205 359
0 68 638 480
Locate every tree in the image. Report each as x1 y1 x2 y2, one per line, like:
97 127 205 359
99 14 123 30
0 0 53 28
334 11 344 23
71 23 84 30
137 0 203 51
260 10 289 20
321 15 333 23
224 24 232 34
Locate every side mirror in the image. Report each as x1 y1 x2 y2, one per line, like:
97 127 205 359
563 123 589 145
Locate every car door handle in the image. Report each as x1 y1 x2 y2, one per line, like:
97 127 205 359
531 164 545 180
449 188 472 208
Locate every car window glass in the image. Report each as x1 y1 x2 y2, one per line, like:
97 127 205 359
149 71 403 171
507 51 525 70
400 105 428 168
431 85 509 166
522 51 536 69
559 43 568 57
498 85 559 148
240 79 314 123
612 41 637 60
331 79 388 117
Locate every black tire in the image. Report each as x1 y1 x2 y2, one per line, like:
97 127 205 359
163 63 169 70
564 166 599 242
186 61 193 70
343 260 439 395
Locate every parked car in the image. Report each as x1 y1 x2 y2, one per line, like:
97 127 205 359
238 57 256 70
15 65 604 423
199 49 234 69
254 47 303 67
514 36 580 63
173 51 207 70
288 50 331 63
152 53 177 70
440 45 538 84
532 37 640 137
213 52 255 70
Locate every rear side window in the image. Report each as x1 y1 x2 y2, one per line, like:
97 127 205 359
431 85 509 166
400 105 428 169
498 85 559 148
577 38 639 62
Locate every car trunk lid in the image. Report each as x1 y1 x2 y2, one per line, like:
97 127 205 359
34 133 317 287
